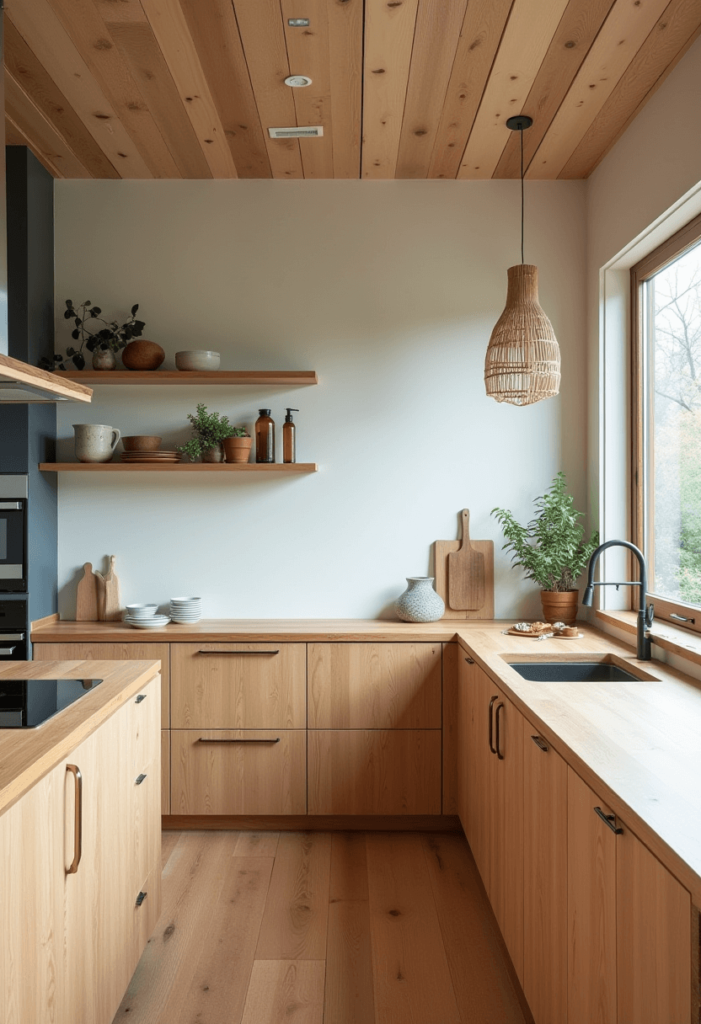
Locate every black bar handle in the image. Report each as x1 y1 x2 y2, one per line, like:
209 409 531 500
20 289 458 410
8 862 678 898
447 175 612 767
135 694 147 703
196 650 280 656
495 702 505 760
531 735 549 753
594 806 623 834
135 891 148 907
488 696 498 753
464 656 475 664
197 737 281 744
135 773 147 785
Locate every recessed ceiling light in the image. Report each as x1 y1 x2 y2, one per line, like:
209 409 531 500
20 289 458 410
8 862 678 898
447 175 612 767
284 75 312 88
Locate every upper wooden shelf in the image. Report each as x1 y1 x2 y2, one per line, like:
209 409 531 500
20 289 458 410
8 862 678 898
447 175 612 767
53 370 318 386
39 462 317 474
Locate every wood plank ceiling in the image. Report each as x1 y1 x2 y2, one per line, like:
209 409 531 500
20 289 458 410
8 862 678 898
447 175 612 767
4 0 701 181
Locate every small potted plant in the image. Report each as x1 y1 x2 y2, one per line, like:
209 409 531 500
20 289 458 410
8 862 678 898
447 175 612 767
222 427 252 464
40 300 146 371
176 404 235 463
492 472 599 625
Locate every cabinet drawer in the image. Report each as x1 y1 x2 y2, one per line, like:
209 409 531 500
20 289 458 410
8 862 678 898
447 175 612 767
308 730 441 814
308 643 442 728
127 676 161 774
133 862 161 962
131 755 161 896
161 731 170 815
171 730 306 815
171 643 305 729
34 642 170 728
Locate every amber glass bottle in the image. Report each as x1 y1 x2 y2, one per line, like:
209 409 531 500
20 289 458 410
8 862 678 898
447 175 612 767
255 409 275 463
283 408 299 464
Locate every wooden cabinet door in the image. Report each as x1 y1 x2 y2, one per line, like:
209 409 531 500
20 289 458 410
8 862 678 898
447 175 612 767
33 642 170 728
489 689 524 982
523 720 568 1024
171 642 306 728
308 642 442 728
567 768 617 1024
0 759 66 1024
308 729 441 814
461 659 496 894
171 729 307 814
617 824 691 1024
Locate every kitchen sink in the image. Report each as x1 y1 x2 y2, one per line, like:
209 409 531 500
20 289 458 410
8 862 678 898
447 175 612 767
508 662 644 683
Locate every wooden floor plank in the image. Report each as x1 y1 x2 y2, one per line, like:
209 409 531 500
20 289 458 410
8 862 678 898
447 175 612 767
175 855 274 1024
330 832 369 902
160 829 181 870
240 960 325 1024
421 834 529 1024
366 833 461 1024
255 832 332 960
234 830 281 857
325 900 375 1024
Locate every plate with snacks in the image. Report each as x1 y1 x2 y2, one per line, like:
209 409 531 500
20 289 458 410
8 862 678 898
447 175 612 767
505 621 553 637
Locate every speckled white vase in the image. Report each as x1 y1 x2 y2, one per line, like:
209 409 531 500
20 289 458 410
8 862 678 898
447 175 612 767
395 577 445 623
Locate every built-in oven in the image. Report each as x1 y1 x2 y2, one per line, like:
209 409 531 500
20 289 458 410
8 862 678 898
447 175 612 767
0 599 27 661
0 476 27 593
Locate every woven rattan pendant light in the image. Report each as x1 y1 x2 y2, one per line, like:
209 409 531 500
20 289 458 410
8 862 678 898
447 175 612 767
484 116 561 406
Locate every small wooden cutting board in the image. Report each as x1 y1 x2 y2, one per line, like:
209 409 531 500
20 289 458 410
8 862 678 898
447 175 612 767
448 510 486 610
75 562 100 621
434 510 494 619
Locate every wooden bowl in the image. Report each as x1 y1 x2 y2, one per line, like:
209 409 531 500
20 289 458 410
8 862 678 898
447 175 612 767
122 340 165 371
122 435 162 452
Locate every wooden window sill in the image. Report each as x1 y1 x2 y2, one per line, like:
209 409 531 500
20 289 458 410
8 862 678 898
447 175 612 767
596 608 701 669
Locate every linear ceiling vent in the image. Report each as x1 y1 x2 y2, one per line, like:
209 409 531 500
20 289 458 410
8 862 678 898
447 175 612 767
268 126 324 139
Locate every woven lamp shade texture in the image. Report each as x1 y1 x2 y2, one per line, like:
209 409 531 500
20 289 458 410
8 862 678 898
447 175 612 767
484 264 561 406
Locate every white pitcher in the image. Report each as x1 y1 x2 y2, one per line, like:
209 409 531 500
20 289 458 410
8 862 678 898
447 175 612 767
73 424 121 463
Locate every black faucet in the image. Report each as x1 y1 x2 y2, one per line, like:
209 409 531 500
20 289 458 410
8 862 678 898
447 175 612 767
581 540 654 661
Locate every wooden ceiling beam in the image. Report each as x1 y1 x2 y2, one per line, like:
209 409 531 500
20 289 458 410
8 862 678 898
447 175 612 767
526 0 671 179
327 0 363 179
139 0 239 178
6 0 153 178
361 0 420 179
4 70 91 178
561 0 701 178
232 0 304 179
428 0 514 181
281 0 334 179
395 0 468 179
106 17 213 179
494 0 616 179
457 0 570 180
45 0 181 178
5 17 120 179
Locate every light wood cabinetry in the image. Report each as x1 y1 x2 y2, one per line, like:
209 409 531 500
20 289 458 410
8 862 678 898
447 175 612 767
171 729 307 815
0 674 161 1024
161 730 171 814
522 719 568 1024
308 729 441 814
308 642 441 728
171 642 306 729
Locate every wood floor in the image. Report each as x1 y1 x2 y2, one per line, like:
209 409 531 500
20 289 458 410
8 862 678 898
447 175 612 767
112 830 530 1024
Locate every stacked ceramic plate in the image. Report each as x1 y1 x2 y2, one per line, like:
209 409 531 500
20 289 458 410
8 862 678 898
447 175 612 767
124 603 171 629
169 597 201 624
121 450 182 464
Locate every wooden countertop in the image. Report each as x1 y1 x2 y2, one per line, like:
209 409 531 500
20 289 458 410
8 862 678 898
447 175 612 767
30 617 701 901
0 660 160 818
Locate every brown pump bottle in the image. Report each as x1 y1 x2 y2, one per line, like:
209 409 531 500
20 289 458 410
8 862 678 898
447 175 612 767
282 408 299 464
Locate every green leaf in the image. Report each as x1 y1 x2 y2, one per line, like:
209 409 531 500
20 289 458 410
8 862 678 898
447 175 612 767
131 304 139 316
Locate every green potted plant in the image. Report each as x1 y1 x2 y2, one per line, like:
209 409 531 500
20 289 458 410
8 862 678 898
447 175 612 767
176 404 236 463
222 427 252 464
492 472 599 624
40 300 146 371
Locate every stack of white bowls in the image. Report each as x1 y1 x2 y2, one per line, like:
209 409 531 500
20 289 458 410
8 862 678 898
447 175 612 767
169 597 201 624
124 604 170 629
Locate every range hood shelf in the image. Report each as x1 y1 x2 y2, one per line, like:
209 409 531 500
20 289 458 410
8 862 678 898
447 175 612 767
0 355 92 403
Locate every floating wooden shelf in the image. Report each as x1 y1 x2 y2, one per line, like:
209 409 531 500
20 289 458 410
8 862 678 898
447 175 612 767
39 462 317 473
53 370 318 386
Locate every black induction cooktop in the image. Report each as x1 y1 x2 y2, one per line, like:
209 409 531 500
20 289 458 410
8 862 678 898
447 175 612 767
0 678 104 728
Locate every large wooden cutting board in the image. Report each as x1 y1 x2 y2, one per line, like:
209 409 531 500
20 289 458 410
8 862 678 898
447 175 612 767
434 511 494 620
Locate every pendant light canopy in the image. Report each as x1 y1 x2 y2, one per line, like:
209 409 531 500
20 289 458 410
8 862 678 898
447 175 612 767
484 116 561 407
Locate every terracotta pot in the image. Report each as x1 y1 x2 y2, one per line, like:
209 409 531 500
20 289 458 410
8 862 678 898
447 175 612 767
121 340 165 371
222 436 253 464
541 589 579 626
202 445 224 463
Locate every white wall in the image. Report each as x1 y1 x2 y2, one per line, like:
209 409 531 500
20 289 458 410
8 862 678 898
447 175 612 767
54 179 587 619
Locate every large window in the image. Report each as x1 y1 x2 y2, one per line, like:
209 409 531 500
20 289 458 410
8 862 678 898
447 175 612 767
632 213 701 633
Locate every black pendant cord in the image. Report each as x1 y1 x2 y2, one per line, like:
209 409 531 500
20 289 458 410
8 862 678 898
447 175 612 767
506 114 532 266
520 127 524 265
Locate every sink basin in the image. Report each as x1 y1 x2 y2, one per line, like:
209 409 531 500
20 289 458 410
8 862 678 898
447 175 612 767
509 662 643 683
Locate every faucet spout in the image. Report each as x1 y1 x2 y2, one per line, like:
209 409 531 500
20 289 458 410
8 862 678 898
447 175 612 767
583 540 653 660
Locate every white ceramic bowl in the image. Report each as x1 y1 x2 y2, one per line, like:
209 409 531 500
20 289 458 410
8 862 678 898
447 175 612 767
170 596 201 604
175 351 220 372
125 603 158 616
